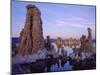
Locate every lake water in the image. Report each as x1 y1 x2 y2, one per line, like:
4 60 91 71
12 56 96 74
12 37 96 74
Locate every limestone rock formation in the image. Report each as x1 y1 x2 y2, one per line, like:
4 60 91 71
80 35 87 52
45 35 52 51
56 37 63 49
17 5 44 55
86 28 94 52
80 28 93 53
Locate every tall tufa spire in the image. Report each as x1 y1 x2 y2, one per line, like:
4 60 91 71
17 5 44 55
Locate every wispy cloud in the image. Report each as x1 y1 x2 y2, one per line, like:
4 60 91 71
12 32 20 37
52 17 95 29
68 17 86 22
54 20 66 27
67 23 95 29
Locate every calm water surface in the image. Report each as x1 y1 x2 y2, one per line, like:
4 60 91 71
12 56 96 74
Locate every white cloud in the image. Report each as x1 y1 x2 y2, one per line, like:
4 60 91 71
68 17 86 22
12 32 20 37
53 19 95 29
54 19 66 27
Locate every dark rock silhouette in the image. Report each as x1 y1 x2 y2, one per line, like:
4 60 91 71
45 35 52 51
17 5 44 55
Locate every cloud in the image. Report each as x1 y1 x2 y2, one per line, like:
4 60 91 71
12 32 20 37
54 20 66 27
68 17 86 22
53 19 95 29
68 23 95 29
66 17 95 29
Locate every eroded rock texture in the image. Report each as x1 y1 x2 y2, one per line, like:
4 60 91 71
86 28 94 52
17 5 44 55
80 28 93 53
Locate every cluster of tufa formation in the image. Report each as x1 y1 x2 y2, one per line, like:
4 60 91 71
80 28 93 53
17 5 45 55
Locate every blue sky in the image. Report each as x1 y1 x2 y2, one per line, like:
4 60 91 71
12 1 96 39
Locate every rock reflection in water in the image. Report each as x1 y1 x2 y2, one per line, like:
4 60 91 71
12 57 96 74
44 57 72 72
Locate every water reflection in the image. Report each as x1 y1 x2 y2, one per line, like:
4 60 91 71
12 56 96 74
44 57 72 72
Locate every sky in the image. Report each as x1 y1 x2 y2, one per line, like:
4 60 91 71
12 0 96 39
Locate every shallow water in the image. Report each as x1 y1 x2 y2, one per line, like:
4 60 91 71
12 56 96 74
12 38 96 74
